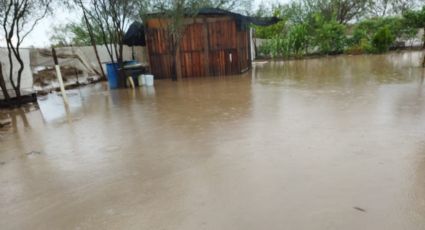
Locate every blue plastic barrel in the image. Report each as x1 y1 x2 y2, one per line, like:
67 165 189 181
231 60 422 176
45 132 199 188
106 63 119 89
107 61 139 89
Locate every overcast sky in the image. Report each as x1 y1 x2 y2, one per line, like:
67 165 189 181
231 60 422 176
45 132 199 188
19 0 290 48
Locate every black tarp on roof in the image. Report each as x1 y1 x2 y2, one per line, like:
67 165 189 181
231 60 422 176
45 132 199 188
196 8 280 29
123 21 146 46
123 8 280 46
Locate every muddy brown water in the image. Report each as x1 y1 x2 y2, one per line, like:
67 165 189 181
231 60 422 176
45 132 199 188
1 51 425 229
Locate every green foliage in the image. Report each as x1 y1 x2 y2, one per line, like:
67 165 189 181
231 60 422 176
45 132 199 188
312 14 346 54
403 6 425 29
254 5 286 39
50 18 108 47
289 24 310 55
254 21 286 39
284 1 310 25
255 0 420 58
345 38 374 54
399 26 418 46
346 17 413 54
315 21 346 54
253 2 310 39
350 17 403 45
403 6 425 49
259 36 289 58
292 0 371 24
372 26 396 53
258 23 311 58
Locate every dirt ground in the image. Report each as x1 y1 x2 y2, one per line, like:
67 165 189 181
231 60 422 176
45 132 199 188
1 51 425 230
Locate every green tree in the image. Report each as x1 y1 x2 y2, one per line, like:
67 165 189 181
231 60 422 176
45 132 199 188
368 0 417 17
196 0 252 13
391 0 418 15
0 0 52 101
403 6 425 47
78 0 142 87
50 19 109 47
302 0 371 24
403 6 425 66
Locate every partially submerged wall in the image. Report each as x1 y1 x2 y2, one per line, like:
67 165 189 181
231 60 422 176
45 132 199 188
1 45 148 100
31 45 148 76
0 48 33 99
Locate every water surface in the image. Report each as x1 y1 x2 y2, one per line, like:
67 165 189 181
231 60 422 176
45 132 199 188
1 51 425 230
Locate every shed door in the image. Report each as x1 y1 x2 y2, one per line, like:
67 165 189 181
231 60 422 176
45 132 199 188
179 23 206 78
208 19 239 76
225 49 239 75
146 28 175 79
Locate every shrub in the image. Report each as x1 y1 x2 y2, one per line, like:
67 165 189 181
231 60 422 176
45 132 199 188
348 17 407 54
288 24 310 55
372 26 396 53
258 36 290 58
254 21 286 39
254 6 287 39
350 18 402 43
345 38 374 54
258 23 311 58
315 20 346 54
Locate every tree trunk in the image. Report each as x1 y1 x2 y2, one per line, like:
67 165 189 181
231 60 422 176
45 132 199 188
6 43 17 96
118 64 126 87
171 49 177 81
423 27 425 67
8 44 24 99
202 19 211 76
83 11 106 81
0 63 10 101
423 27 425 49
117 43 127 88
175 45 182 81
14 54 24 99
117 56 126 88
422 54 425 68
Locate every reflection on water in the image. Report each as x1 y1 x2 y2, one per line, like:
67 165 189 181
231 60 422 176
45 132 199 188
1 51 425 230
253 51 423 88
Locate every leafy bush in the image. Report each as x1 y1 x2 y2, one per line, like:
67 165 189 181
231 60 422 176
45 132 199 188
254 21 286 39
254 6 287 39
258 23 310 58
258 36 289 58
345 38 374 54
288 24 310 55
372 26 396 53
347 17 409 54
350 18 402 45
314 20 346 54
255 3 421 58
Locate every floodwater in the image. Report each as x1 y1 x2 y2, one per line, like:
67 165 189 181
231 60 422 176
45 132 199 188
1 51 425 230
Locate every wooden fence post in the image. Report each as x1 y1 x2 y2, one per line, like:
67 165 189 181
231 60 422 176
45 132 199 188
52 47 69 105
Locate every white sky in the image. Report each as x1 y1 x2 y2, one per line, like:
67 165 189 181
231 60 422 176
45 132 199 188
19 0 290 48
